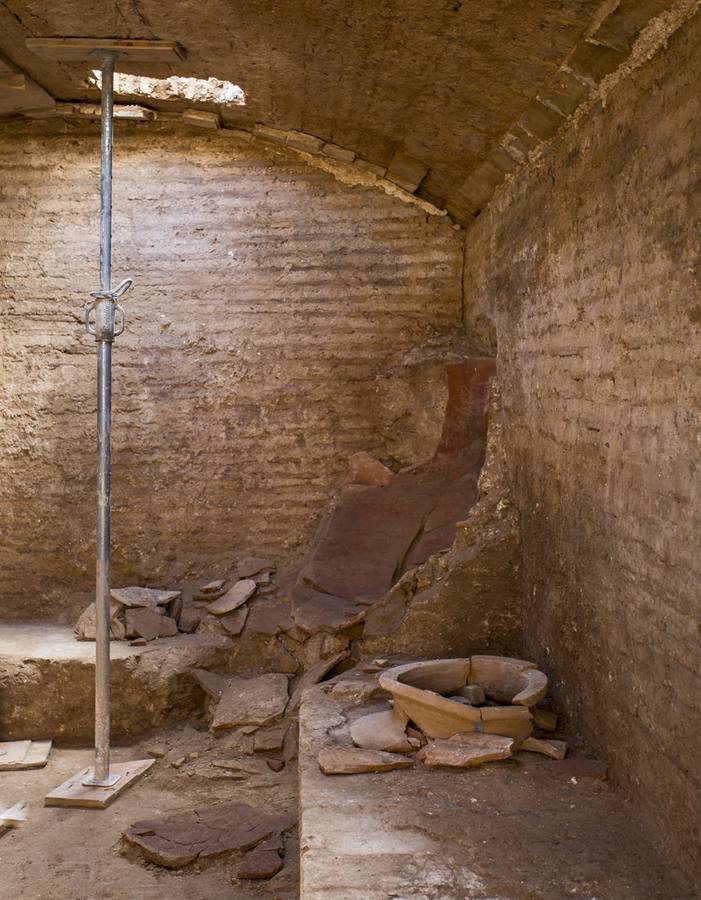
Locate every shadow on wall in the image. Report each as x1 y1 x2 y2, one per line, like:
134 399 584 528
287 357 522 656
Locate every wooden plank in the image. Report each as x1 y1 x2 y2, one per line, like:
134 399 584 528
25 38 183 63
0 741 31 770
0 740 51 770
0 801 28 828
20 740 52 769
45 759 155 809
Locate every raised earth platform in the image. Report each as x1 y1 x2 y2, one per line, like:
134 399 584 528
299 684 691 900
0 622 231 743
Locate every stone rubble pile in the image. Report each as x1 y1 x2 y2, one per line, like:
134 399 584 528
73 556 278 645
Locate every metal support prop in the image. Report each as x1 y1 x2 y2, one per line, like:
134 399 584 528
82 51 131 788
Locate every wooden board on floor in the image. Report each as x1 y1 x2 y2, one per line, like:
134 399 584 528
0 739 52 771
45 759 155 809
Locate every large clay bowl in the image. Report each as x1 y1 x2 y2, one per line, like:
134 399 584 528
379 656 548 740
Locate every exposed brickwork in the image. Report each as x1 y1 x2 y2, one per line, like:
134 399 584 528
464 13 701 886
0 119 464 619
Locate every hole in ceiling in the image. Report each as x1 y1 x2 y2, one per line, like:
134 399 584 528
88 71 246 106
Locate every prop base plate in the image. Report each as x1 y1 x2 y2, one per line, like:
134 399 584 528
45 758 155 809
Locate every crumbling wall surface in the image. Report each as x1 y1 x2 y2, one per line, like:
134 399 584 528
362 378 521 658
463 12 701 885
0 119 465 620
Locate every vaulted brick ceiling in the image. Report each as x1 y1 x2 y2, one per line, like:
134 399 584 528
0 0 671 220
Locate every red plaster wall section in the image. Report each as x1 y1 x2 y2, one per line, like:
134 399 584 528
0 119 465 620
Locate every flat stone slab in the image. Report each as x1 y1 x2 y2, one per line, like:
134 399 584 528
124 800 295 871
349 708 411 753
318 747 412 775
207 580 257 615
110 587 181 609
417 734 513 767
211 673 289 731
0 623 230 742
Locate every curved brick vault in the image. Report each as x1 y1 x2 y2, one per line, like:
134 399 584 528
0 0 681 222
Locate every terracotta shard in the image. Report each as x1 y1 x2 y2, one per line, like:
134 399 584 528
245 599 294 636
254 721 289 753
318 747 413 775
468 655 545 705
191 668 229 699
207 580 257 615
125 607 164 642
288 650 350 711
418 734 513 767
158 615 178 637
124 801 296 869
520 737 567 759
480 705 533 740
111 586 181 609
350 707 412 753
220 607 248 636
200 579 225 594
458 685 486 704
237 557 276 578
211 673 289 731
178 605 202 633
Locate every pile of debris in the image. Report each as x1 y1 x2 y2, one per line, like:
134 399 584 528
318 655 568 774
73 556 277 645
193 557 278 639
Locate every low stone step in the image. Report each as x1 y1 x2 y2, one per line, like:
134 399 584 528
0 622 230 743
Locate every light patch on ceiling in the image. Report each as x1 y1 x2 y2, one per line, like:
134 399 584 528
89 71 246 106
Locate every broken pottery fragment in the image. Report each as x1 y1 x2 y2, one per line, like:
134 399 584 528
219 607 248 636
125 607 164 642
417 734 513 768
254 721 289 753
347 451 395 486
288 650 350 711
191 668 229 700
350 707 412 753
158 616 178 638
200 579 225 594
124 801 295 869
237 557 276 578
178 605 202 633
480 705 533 740
245 599 294 637
318 747 413 775
111 586 181 609
468 655 547 706
239 846 283 879
207 579 257 615
211 673 289 731
520 737 567 759
74 600 124 641
458 684 486 704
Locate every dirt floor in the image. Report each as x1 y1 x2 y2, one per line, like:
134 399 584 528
0 724 299 900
